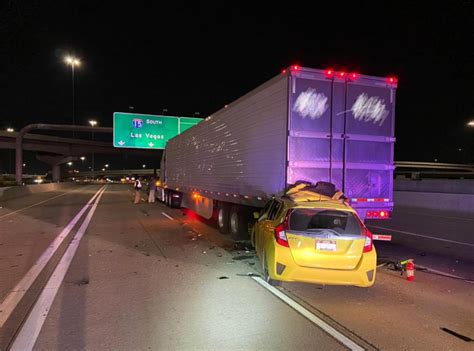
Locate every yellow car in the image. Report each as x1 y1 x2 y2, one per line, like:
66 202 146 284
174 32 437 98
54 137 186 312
251 184 377 288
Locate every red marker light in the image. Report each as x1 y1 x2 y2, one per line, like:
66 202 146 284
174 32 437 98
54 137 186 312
325 69 334 77
291 65 300 71
282 69 287 74
387 77 398 84
338 72 346 78
349 73 358 80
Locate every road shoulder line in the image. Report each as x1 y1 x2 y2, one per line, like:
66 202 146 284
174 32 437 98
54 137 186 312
0 186 105 328
10 186 107 350
250 275 366 351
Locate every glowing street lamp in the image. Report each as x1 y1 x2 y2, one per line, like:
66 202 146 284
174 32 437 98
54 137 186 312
468 120 474 127
67 162 73 166
142 164 146 168
105 164 109 168
80 156 86 161
6 128 14 132
64 55 81 137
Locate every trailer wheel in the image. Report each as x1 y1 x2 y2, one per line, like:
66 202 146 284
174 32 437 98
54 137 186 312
230 206 249 239
165 191 171 207
217 204 230 234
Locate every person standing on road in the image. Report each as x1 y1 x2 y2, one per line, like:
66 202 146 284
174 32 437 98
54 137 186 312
148 176 157 203
134 177 142 204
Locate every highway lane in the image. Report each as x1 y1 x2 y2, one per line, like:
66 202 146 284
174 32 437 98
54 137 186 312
29 185 345 350
367 205 474 263
3 184 473 350
0 185 103 300
0 185 104 348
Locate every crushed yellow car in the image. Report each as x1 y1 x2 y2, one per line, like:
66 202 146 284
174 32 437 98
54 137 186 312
252 182 376 288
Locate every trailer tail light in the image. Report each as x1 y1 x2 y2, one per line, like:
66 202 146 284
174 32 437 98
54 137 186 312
349 73 358 80
338 71 346 78
325 69 334 78
366 210 391 219
387 77 398 84
291 65 300 71
363 228 373 253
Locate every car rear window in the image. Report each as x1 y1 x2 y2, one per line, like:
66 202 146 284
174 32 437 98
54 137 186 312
289 209 363 236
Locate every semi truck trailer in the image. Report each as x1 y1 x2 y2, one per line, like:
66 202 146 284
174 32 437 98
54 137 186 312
158 65 397 237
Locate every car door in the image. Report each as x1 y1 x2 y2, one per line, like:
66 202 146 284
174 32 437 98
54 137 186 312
260 200 284 259
255 200 277 259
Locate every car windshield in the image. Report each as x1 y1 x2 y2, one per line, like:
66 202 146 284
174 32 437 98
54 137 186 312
289 208 363 236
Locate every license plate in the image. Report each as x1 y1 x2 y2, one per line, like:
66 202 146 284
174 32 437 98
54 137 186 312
316 240 337 251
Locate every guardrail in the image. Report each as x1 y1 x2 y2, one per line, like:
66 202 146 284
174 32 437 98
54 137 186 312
394 162 474 179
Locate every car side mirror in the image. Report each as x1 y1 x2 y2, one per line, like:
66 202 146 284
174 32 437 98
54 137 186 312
253 211 260 220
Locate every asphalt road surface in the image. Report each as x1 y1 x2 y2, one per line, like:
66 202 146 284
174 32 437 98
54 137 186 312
0 184 472 350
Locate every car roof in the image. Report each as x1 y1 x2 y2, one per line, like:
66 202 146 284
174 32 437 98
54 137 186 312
276 188 356 213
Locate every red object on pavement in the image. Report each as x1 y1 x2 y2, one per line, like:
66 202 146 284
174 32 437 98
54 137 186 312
406 260 415 281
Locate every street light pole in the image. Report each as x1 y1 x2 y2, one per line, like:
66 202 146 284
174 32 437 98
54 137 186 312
89 119 97 181
72 63 75 138
64 56 81 138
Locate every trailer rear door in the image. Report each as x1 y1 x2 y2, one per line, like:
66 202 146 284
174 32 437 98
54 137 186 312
288 68 396 220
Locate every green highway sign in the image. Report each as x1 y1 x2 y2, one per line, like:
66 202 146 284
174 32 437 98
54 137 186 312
113 112 202 149
179 117 202 133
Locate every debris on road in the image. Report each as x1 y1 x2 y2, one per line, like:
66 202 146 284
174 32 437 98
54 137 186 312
74 278 89 286
232 255 253 261
218 276 229 279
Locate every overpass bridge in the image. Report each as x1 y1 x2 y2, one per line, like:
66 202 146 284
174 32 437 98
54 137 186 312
0 128 160 183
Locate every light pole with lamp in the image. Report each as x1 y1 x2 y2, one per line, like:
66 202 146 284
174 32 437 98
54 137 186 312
89 119 97 180
64 56 81 138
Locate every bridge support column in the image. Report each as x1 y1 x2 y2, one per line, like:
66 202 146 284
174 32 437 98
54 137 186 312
52 164 61 182
36 155 77 183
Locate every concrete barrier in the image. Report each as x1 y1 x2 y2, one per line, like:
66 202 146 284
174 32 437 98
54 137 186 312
0 183 77 201
394 191 474 216
395 179 474 194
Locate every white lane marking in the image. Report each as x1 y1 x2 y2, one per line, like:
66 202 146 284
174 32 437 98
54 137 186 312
415 264 474 284
0 186 105 328
0 187 85 219
161 212 175 221
10 186 107 351
368 225 474 248
250 276 364 351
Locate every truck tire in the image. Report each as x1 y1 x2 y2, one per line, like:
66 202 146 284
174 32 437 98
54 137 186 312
217 204 230 234
165 191 171 207
169 192 181 208
230 206 249 239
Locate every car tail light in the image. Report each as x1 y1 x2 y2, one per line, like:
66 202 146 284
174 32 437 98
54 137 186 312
363 228 373 253
274 211 291 247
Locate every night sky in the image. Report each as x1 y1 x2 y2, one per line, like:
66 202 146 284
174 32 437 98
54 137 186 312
1 1 473 173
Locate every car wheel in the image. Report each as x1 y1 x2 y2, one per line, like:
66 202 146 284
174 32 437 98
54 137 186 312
217 204 230 234
264 253 281 287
